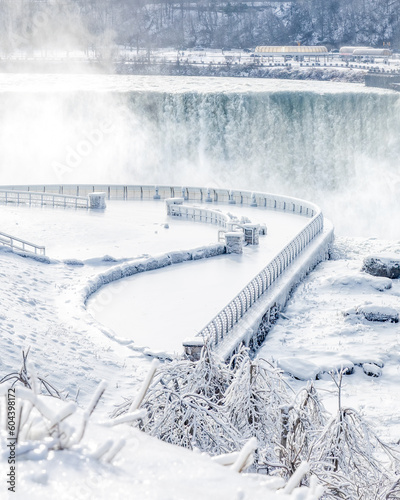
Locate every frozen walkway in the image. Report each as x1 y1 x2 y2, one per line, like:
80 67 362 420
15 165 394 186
0 200 227 261
86 201 309 355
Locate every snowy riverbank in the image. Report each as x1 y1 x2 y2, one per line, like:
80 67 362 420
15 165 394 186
0 221 399 498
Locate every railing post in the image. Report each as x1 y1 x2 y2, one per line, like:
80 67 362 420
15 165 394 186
183 338 205 361
88 192 106 210
212 320 219 345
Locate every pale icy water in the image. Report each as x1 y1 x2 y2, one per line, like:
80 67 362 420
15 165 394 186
0 73 387 93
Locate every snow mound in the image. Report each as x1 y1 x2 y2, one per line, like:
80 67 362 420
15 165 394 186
362 253 400 279
362 363 382 377
277 356 354 380
63 259 85 266
326 272 392 291
357 304 399 323
343 303 399 322
102 255 118 262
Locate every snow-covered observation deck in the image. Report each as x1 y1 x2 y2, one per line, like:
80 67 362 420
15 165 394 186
0 184 333 360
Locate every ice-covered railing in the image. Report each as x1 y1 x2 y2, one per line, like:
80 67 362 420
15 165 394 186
168 203 239 231
0 189 89 209
0 184 318 217
0 184 324 348
0 230 45 255
195 212 323 349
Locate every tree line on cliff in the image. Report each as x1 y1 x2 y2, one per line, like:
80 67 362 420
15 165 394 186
0 0 399 55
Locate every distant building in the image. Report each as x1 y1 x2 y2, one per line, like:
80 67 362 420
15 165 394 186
255 46 328 57
339 46 371 56
339 47 392 58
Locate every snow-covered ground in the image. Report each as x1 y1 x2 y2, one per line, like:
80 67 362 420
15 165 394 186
0 198 322 499
258 236 400 444
0 409 319 500
0 73 399 498
0 197 399 498
0 216 398 498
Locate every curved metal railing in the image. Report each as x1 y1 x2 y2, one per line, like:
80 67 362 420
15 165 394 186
0 184 324 341
169 204 238 230
0 184 319 217
197 212 324 347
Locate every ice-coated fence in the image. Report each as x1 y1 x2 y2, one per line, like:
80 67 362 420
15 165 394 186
0 184 317 217
197 212 324 348
169 204 238 230
1 184 325 349
0 230 45 255
0 189 89 209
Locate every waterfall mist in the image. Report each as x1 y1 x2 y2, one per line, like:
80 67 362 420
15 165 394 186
0 75 399 239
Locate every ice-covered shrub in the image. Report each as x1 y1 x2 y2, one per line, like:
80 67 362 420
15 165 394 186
224 353 291 469
113 344 239 454
0 351 139 464
113 348 400 497
308 371 400 499
279 383 327 478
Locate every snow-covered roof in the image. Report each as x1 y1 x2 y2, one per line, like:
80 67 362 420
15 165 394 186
339 46 392 56
353 48 392 56
339 46 371 54
255 46 328 55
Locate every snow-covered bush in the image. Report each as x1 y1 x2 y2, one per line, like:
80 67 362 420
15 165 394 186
114 348 400 498
224 353 290 469
306 371 400 499
113 344 239 454
279 383 326 478
0 351 137 464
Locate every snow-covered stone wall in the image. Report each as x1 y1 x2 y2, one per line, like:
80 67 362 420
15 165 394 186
81 244 226 306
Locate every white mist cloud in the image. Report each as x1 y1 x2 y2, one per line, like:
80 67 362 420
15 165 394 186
0 75 398 239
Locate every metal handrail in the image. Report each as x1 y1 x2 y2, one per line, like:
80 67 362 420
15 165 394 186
169 204 235 229
0 189 88 209
197 213 324 347
0 230 45 255
0 184 320 216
